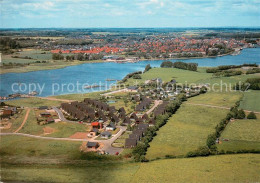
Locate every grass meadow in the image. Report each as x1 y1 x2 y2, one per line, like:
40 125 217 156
217 113 260 152
146 104 228 159
125 67 213 85
240 90 260 112
50 91 106 101
5 97 63 107
132 154 260 183
187 91 243 107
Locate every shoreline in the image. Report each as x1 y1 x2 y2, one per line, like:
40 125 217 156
0 50 241 75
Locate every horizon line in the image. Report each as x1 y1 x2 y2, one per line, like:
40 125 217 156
1 26 260 30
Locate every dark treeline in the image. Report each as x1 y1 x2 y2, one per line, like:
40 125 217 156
132 94 186 162
234 78 260 90
187 99 258 158
52 53 104 61
160 61 198 71
0 37 21 53
206 63 258 73
121 71 143 82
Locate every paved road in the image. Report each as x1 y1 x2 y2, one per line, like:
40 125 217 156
14 108 31 133
186 102 260 113
92 126 127 154
146 100 162 115
52 106 83 123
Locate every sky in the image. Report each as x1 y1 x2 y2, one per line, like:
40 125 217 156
0 0 260 28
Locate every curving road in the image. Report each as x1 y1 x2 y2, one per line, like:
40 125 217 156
146 100 162 115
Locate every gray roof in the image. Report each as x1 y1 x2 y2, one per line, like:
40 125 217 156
125 138 137 148
101 131 112 136
87 141 98 147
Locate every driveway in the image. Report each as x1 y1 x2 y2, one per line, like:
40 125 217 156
92 126 127 154
52 106 82 123
146 100 162 115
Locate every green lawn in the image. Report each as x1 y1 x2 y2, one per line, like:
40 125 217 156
113 131 132 148
0 135 82 159
45 122 89 138
188 91 242 107
50 91 105 101
146 104 228 159
240 90 260 112
18 109 44 135
125 67 213 85
17 109 89 137
217 114 260 152
109 99 134 114
5 98 63 107
196 73 260 87
132 154 260 183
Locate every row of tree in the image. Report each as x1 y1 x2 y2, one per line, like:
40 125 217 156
206 63 258 73
187 101 257 158
52 53 104 61
234 77 260 91
160 61 198 71
131 93 191 162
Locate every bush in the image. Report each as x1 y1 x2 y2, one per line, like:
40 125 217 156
237 109 246 119
144 64 151 73
133 74 142 79
247 112 257 119
206 134 216 147
160 61 173 68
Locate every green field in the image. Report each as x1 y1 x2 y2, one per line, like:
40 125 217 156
217 114 260 152
0 135 136 183
132 154 260 183
188 91 242 107
146 104 228 159
17 109 89 137
196 73 260 87
5 97 63 107
1 49 104 74
125 67 213 85
45 122 89 138
2 50 53 63
240 90 260 112
50 91 106 101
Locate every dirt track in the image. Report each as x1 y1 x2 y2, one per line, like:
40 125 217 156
14 108 31 133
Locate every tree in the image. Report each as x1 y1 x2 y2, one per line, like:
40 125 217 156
160 61 173 68
247 112 257 119
206 134 216 147
144 64 151 73
237 109 246 119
